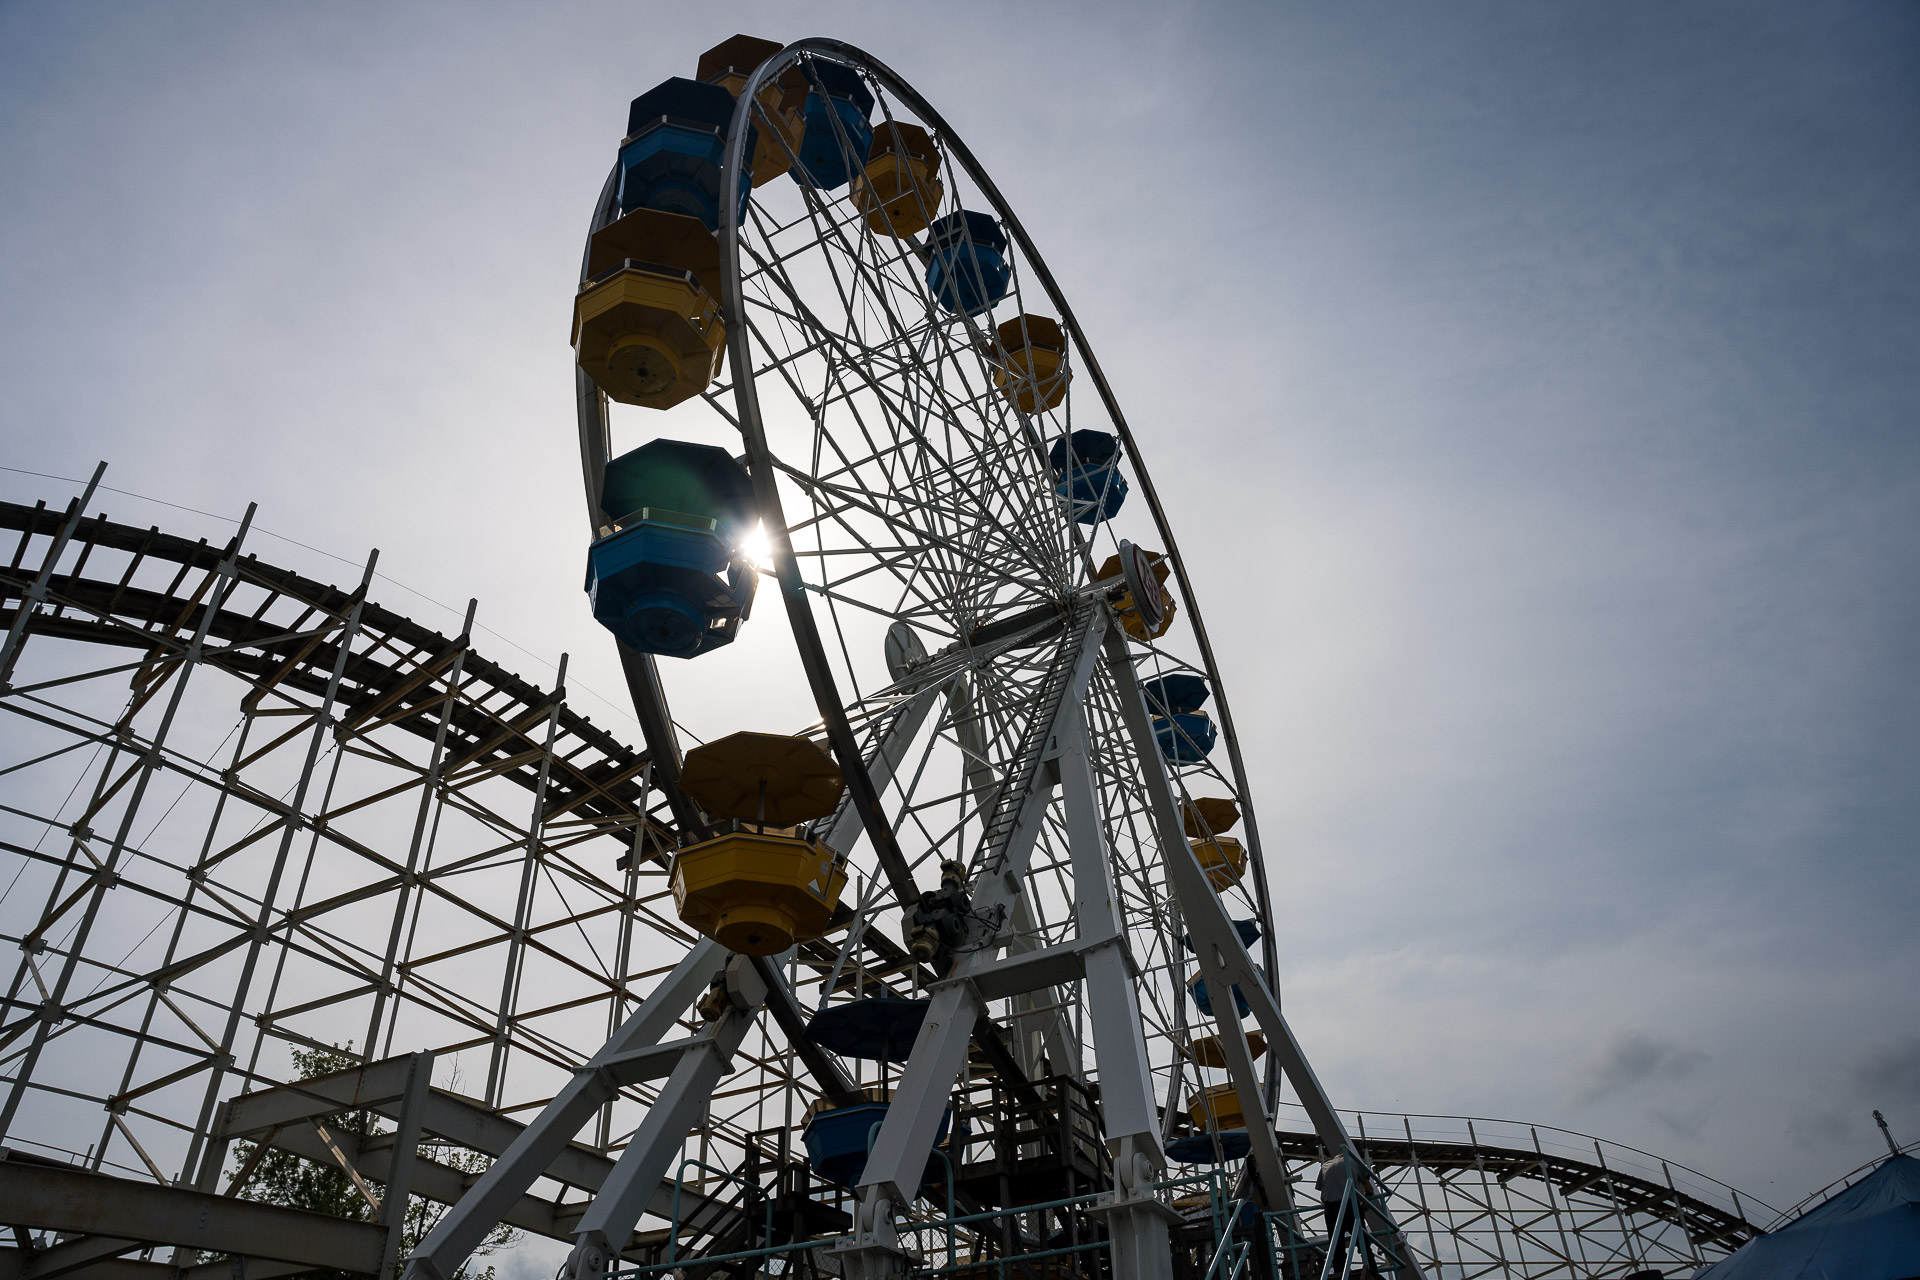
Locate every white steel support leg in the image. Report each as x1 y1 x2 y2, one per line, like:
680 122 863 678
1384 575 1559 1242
377 1050 434 1280
401 939 727 1280
1102 631 1430 1279
829 976 979 1280
838 607 1107 1278
1057 699 1159 1161
1058 699 1174 1280
563 995 758 1280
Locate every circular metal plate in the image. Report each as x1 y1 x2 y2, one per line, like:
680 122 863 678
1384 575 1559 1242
1119 538 1167 633
884 620 929 681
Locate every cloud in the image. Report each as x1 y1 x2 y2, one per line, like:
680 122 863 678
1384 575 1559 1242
1 0 1915 1212
1786 1039 1919 1155
1852 1037 1920 1108
496 1235 569 1280
1651 1109 1709 1143
1576 1031 1707 1105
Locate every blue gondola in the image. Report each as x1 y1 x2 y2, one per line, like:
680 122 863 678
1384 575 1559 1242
1056 467 1128 525
1165 1129 1253 1165
1047 430 1119 474
1154 711 1217 764
618 78 754 232
1181 919 1262 952
1142 673 1210 716
925 210 1012 316
586 440 758 659
1047 430 1127 525
806 998 930 1063
790 60 875 191
802 1096 954 1189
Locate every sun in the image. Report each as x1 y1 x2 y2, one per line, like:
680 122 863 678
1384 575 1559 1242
740 522 774 570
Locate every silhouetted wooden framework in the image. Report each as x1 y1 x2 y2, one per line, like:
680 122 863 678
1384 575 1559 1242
1276 1123 1763 1277
0 497 901 1277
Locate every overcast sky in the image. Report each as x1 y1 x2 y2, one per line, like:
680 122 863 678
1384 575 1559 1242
3 0 1916 1221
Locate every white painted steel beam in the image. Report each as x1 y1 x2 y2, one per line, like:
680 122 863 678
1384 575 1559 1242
399 939 726 1280
562 958 764 1280
375 1051 432 1280
1059 694 1174 1280
964 943 1088 1000
1057 698 1161 1164
1101 630 1430 1279
0 1162 385 1274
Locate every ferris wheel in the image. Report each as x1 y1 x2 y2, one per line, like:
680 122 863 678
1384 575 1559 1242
403 35 1425 1280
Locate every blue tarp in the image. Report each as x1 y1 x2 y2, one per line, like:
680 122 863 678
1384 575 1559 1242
1695 1154 1920 1280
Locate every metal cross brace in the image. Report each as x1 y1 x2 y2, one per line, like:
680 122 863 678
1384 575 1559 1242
400 940 728 1280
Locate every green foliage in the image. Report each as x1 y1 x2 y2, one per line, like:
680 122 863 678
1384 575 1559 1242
231 1045 519 1280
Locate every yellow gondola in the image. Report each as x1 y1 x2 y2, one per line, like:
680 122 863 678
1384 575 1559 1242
1181 796 1241 839
573 266 724 410
1191 835 1246 889
1189 1031 1267 1069
1188 1084 1246 1132
697 35 808 189
585 206 723 299
993 314 1070 413
853 121 944 237
671 731 850 955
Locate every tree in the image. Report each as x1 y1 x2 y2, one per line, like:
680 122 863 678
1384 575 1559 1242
231 1045 519 1280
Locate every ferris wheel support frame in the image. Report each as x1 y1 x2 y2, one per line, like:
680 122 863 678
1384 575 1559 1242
1057 695 1180 1280
496 33 1433 1280
844 601 1107 1205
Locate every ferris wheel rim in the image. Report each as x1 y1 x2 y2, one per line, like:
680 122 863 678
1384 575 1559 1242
708 38 1281 968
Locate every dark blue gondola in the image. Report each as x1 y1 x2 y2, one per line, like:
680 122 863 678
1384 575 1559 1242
1047 430 1119 474
1165 1129 1253 1165
1154 712 1218 764
802 1096 955 1189
925 210 1011 316
790 60 875 191
586 440 758 660
1146 674 1216 764
805 998 930 1063
1142 673 1210 716
1047 430 1127 525
1181 919 1261 953
618 78 755 232
1189 966 1266 1019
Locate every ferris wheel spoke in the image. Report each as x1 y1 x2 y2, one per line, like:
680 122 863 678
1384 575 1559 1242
768 465 1058 608
742 271 1057 583
789 510 985 628
738 208 1054 509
